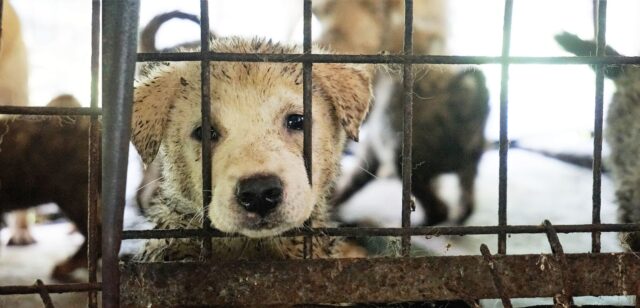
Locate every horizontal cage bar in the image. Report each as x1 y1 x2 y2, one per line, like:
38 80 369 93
0 106 101 116
137 52 640 65
122 223 640 240
0 283 102 295
119 253 640 306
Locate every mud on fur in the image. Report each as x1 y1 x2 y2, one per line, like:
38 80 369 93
131 36 373 261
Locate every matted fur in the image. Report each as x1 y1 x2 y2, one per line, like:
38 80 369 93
132 37 371 261
314 0 489 225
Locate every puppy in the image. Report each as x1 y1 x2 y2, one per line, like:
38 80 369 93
556 32 640 251
0 0 28 107
132 37 372 261
0 94 99 280
314 0 490 225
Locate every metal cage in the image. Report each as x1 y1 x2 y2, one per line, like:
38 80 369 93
1 0 640 307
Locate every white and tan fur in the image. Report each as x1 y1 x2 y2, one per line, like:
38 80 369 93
0 0 28 107
132 37 371 261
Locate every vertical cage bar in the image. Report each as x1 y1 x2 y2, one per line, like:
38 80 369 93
591 0 607 253
302 0 313 259
497 0 514 255
101 1 139 306
199 0 213 260
87 0 101 306
400 0 414 257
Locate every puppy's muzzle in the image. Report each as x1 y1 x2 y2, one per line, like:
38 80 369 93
235 175 283 217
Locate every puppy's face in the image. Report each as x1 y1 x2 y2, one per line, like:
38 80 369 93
132 38 371 238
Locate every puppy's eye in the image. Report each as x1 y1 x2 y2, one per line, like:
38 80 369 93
191 126 219 142
285 114 304 131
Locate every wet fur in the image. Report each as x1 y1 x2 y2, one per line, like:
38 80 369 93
556 32 640 251
132 37 371 261
314 0 490 225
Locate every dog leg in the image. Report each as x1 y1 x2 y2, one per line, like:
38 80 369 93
413 177 449 226
6 210 37 246
331 141 380 207
455 163 478 225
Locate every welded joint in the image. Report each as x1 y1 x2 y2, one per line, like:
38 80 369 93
35 280 55 308
480 244 513 308
543 220 574 307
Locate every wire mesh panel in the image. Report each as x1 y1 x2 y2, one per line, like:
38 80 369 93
1 0 640 307
0 0 102 306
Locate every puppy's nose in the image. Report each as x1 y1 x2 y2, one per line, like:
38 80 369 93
235 175 283 217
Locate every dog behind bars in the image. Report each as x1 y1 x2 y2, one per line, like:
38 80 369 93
313 0 490 225
132 37 371 261
0 95 98 280
556 32 640 251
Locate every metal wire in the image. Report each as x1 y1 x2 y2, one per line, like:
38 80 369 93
0 106 101 116
87 1 101 307
137 52 640 65
498 0 514 255
199 0 213 261
591 0 608 254
101 1 139 306
35 280 55 308
400 0 414 257
121 222 640 240
302 0 313 259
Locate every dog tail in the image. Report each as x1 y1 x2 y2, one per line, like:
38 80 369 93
140 11 201 52
331 143 380 207
554 31 623 79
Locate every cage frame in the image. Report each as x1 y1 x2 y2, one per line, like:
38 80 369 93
0 0 638 307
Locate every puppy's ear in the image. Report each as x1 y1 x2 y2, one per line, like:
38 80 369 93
131 73 179 165
314 64 373 141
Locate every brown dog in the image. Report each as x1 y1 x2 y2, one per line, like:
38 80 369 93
0 95 99 280
132 37 371 261
314 0 490 225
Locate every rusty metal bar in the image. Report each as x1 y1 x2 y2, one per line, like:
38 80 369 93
543 220 574 307
87 1 101 307
120 253 640 306
121 222 640 240
199 0 213 260
101 1 139 306
0 283 102 295
136 52 640 65
0 106 101 116
302 0 313 259
400 0 414 257
35 280 55 308
480 244 512 308
591 0 608 254
498 0 514 255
